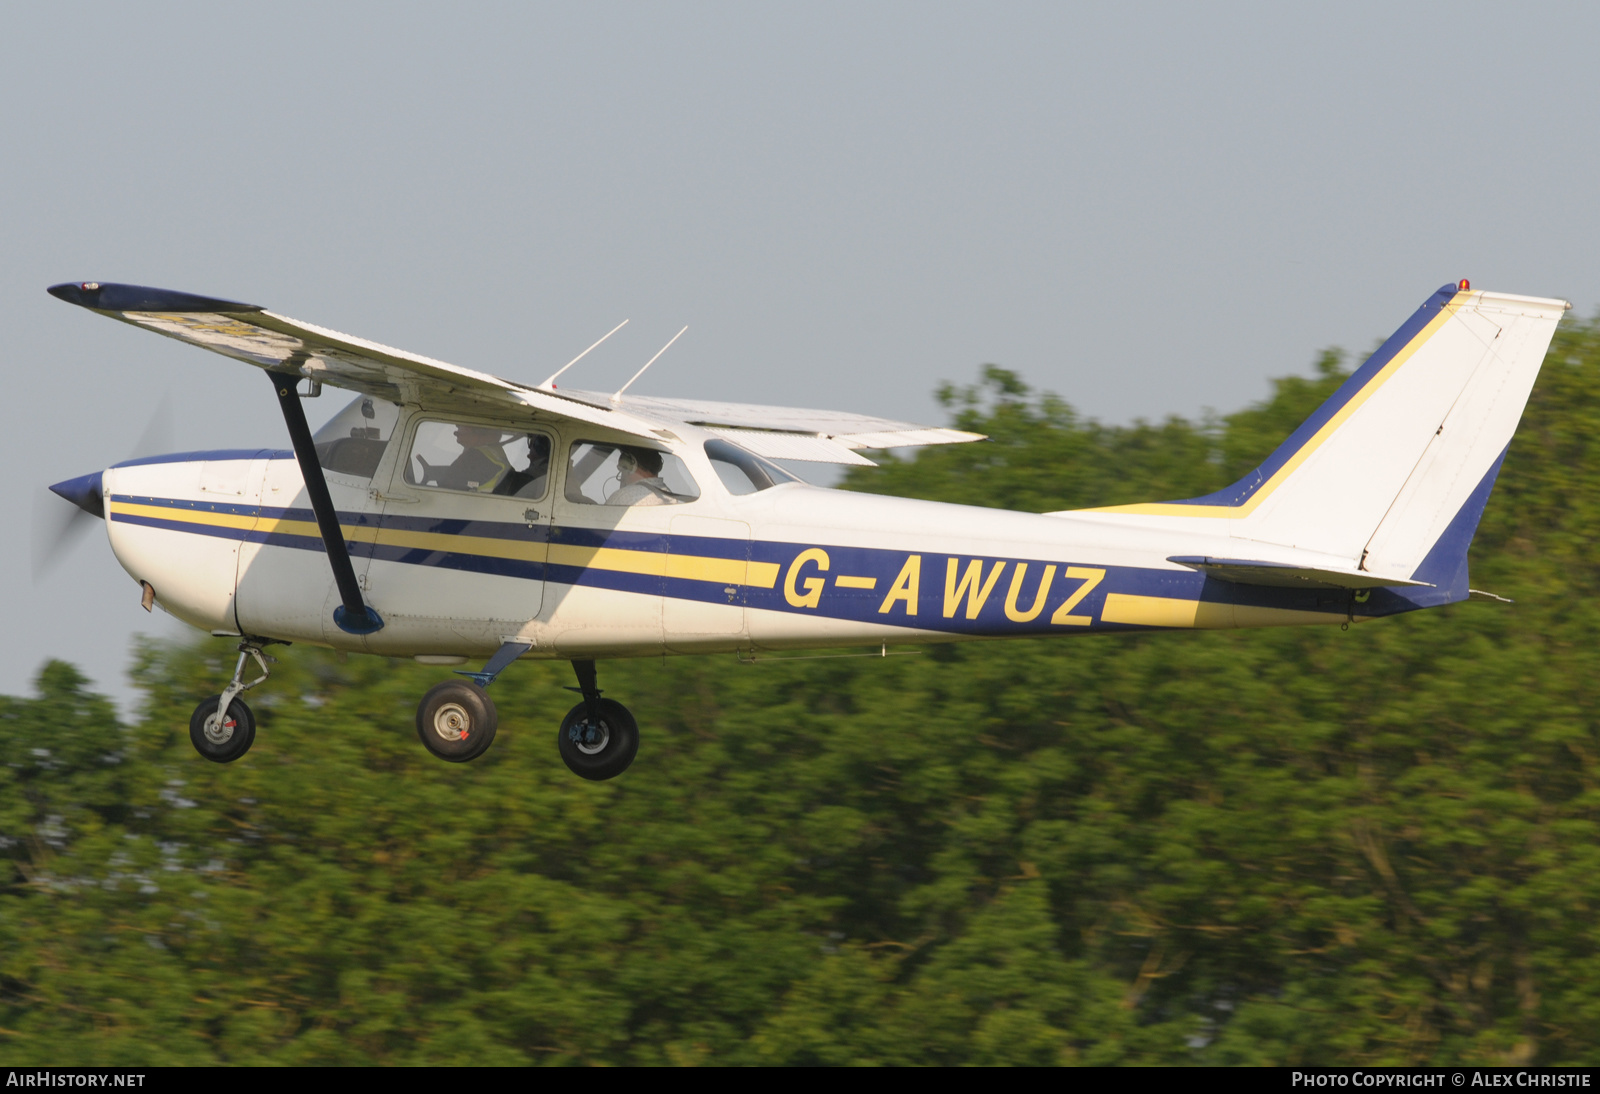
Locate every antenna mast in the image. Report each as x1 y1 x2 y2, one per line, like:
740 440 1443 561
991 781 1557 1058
612 327 687 405
540 319 629 389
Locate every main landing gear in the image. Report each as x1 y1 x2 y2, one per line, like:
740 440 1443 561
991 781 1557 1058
556 659 639 781
191 636 640 778
415 679 498 763
189 640 276 764
413 652 639 780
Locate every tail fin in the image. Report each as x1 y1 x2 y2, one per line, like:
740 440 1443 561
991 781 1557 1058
1097 283 1567 599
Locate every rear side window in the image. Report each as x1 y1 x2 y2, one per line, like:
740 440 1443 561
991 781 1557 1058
311 395 399 479
704 438 798 495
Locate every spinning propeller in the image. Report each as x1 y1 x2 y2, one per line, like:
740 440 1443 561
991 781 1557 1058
33 395 173 579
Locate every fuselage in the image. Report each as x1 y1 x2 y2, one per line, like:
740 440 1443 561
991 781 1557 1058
89 405 1417 664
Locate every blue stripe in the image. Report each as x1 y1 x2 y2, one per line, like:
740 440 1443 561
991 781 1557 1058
108 495 1407 636
1364 446 1509 613
112 449 291 469
1162 283 1462 509
115 494 264 516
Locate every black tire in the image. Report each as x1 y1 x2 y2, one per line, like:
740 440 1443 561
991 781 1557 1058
189 695 256 763
415 680 498 762
557 698 639 781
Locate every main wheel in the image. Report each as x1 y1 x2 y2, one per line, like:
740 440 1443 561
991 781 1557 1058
189 696 256 763
416 680 498 762
557 698 639 781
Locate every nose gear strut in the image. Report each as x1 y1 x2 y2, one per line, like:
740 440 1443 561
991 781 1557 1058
188 638 278 764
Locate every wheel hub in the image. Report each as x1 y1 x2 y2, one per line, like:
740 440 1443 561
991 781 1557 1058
432 702 471 742
204 710 236 745
569 718 610 755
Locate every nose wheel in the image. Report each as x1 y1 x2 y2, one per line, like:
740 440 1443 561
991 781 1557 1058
189 695 256 763
189 639 275 764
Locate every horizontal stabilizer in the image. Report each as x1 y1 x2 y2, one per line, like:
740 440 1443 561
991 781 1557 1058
1167 556 1434 590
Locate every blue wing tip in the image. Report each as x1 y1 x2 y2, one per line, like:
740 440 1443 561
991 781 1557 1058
47 282 262 313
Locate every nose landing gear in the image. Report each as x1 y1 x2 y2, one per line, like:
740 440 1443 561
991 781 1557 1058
189 640 275 763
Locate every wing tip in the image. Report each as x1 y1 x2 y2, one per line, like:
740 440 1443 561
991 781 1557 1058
47 281 262 313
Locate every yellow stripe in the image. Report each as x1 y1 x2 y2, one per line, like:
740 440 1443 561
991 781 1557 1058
110 500 258 531
1103 593 1203 627
547 544 779 588
834 575 877 589
1090 292 1467 518
112 501 780 588
1103 593 1342 629
363 524 545 562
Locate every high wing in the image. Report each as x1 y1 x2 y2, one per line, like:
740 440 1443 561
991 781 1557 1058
46 282 668 442
48 282 986 462
557 391 987 465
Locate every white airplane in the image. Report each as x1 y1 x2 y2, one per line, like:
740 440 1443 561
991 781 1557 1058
43 280 1566 780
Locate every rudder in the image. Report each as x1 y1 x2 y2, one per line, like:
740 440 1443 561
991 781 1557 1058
1089 284 1567 592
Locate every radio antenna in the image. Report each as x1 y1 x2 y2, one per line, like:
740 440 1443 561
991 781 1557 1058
612 326 686 405
540 319 628 389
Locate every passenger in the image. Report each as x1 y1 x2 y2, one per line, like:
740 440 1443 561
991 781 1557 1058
606 447 674 506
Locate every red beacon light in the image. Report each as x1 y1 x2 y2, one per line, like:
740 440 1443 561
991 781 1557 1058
1459 279 1470 291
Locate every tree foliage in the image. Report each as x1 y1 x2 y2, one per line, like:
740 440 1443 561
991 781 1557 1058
5 321 1600 1064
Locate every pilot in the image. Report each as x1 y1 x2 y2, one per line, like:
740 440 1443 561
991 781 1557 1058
606 447 674 506
439 424 514 493
493 434 550 497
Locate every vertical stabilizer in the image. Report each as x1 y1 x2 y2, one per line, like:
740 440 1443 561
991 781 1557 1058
1086 284 1566 599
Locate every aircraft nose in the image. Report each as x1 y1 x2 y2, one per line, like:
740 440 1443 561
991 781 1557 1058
49 471 105 519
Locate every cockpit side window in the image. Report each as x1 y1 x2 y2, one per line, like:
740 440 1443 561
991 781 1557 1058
703 438 798 495
404 420 552 499
311 395 400 479
564 442 701 506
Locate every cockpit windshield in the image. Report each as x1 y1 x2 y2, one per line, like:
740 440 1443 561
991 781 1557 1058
703 438 798 495
311 395 400 479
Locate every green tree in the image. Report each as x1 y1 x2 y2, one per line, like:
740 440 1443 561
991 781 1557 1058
4 322 1600 1065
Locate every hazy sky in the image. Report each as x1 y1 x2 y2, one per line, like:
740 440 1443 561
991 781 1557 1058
7 2 1598 709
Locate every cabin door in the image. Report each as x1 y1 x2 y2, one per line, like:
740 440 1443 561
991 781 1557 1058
664 515 752 653
367 417 553 653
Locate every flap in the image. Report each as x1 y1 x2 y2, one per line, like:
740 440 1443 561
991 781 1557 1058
565 391 987 450
703 428 878 465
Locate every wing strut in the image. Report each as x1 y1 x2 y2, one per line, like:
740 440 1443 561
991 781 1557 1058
268 371 385 635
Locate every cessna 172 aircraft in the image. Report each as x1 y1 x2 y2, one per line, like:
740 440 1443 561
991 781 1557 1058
43 280 1567 780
